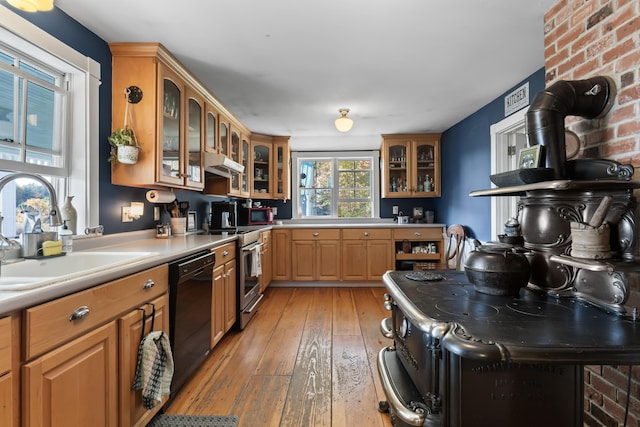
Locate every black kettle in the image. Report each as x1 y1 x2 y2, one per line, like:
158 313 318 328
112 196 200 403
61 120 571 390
464 242 530 296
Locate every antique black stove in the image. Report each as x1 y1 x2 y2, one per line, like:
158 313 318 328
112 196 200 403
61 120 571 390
379 270 640 427
377 76 640 426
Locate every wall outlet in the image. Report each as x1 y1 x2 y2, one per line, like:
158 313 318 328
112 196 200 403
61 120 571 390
393 206 399 215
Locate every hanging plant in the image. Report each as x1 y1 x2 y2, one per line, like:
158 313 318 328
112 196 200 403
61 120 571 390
108 86 143 164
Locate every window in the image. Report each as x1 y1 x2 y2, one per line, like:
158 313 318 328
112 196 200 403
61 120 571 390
0 8 100 238
292 151 380 219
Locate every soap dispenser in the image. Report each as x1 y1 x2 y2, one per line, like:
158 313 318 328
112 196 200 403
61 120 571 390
60 220 73 253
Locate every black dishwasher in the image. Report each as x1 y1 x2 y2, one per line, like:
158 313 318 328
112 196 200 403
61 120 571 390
168 250 215 398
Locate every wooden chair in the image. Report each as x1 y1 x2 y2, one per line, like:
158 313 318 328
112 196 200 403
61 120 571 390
444 224 466 270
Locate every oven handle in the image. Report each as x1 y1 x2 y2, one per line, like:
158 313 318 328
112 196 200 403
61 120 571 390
242 241 264 252
244 293 264 313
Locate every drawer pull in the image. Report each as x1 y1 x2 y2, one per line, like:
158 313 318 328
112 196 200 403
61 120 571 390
364 232 371 237
222 250 229 257
143 279 155 289
414 231 422 236
69 306 90 321
313 232 319 237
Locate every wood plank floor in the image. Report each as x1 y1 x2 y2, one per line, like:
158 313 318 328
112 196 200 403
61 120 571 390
165 286 394 427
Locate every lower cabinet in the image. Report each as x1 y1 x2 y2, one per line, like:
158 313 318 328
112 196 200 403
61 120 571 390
118 294 170 427
259 230 272 292
291 229 340 281
23 321 119 427
0 314 17 427
272 229 291 281
211 243 237 348
21 264 168 427
341 228 394 281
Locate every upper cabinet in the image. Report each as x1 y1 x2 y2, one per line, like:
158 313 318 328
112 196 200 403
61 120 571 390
381 133 440 198
250 134 290 200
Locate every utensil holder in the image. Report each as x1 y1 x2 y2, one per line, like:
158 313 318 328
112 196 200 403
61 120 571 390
170 217 186 235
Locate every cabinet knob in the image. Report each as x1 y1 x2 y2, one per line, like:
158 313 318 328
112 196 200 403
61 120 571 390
69 305 90 321
414 231 422 236
364 232 371 237
143 279 155 289
313 232 319 237
222 250 229 257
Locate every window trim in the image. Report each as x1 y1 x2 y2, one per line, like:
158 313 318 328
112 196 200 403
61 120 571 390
291 150 380 220
0 5 101 233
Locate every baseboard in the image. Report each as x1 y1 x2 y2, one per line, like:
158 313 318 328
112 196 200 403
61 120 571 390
269 281 385 288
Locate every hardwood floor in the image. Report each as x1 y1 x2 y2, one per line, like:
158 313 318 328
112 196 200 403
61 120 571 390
165 286 394 427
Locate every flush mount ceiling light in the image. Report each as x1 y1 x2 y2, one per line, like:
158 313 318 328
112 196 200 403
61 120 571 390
7 0 53 12
334 108 353 132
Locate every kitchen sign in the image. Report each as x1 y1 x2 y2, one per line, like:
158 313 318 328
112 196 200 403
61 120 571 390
504 82 529 117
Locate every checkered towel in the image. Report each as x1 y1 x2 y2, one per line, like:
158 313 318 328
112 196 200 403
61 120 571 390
131 331 174 409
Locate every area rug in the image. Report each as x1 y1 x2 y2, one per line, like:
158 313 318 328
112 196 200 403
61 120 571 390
147 414 239 427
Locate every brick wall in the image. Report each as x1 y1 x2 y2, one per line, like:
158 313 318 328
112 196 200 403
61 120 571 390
544 0 640 426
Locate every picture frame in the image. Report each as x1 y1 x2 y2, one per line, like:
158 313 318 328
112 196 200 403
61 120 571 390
518 145 542 169
187 211 197 231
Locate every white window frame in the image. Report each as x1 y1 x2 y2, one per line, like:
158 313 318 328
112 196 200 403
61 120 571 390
292 150 380 220
0 5 100 235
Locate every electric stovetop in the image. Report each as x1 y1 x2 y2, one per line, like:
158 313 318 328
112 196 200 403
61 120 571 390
384 270 640 364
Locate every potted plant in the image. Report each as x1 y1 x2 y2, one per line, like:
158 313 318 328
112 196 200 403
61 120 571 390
108 126 141 164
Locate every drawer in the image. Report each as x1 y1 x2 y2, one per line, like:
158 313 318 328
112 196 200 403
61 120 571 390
24 264 168 360
342 228 391 240
394 227 443 241
291 229 340 240
212 241 236 262
0 317 11 375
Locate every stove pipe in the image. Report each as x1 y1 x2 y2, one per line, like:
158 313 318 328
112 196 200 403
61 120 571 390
525 76 616 179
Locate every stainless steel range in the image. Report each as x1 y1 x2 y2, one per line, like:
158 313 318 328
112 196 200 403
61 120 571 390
236 228 264 329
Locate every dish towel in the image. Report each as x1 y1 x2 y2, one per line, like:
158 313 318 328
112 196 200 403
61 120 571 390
250 245 262 277
131 330 174 409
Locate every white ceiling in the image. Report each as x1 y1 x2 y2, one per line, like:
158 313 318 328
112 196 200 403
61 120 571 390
55 0 557 151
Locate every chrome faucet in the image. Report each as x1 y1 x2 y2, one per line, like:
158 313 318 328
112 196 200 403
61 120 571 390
0 172 63 227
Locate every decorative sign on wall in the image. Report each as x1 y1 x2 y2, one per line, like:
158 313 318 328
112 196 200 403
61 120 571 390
504 82 529 117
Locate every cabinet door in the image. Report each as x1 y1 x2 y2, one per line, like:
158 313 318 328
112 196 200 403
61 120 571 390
119 294 170 427
292 240 315 281
219 118 229 157
382 139 411 197
273 138 290 200
411 137 440 197
0 373 12 427
240 135 250 195
272 229 291 281
367 240 394 280
317 240 341 280
251 139 272 197
158 65 185 187
211 264 226 348
185 89 204 189
224 259 237 333
204 103 218 153
23 322 118 427
260 231 272 291
341 240 367 281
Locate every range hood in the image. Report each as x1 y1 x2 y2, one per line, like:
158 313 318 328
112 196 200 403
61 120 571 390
204 152 245 178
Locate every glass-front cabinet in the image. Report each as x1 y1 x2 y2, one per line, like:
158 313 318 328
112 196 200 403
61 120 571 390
251 134 272 198
381 133 440 198
205 103 218 153
158 69 183 187
185 90 204 188
241 135 250 195
219 117 229 157
273 136 290 200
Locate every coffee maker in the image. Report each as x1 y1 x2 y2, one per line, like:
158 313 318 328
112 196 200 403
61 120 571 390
210 201 237 232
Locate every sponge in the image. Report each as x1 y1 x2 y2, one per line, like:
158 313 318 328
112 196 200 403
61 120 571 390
42 240 63 256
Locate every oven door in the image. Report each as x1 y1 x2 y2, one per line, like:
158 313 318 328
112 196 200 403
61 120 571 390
239 241 265 329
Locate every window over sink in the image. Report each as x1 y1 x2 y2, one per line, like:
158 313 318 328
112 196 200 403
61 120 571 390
0 7 100 237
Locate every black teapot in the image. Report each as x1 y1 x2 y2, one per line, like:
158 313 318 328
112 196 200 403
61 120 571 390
464 243 530 296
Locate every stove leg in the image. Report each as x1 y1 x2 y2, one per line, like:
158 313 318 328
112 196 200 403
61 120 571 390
378 401 390 413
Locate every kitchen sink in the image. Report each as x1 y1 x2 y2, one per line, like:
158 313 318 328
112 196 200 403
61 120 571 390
0 251 159 291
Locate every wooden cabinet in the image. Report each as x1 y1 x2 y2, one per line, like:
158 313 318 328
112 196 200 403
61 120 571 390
381 134 440 198
250 134 290 200
211 242 237 347
341 228 394 281
260 230 272 291
23 321 119 427
110 43 208 190
22 264 169 427
272 229 291 281
291 229 340 281
0 315 17 427
118 294 170 427
394 227 445 269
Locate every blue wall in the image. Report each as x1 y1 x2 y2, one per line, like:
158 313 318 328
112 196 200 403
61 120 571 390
436 69 546 241
16 7 545 237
